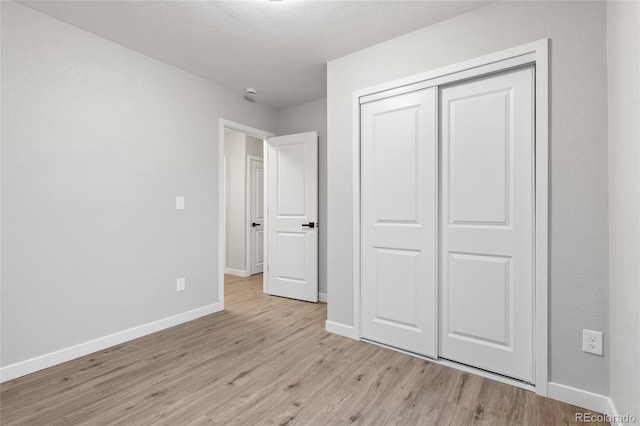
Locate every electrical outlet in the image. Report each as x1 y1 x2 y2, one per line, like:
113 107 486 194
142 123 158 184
582 329 603 355
176 277 186 292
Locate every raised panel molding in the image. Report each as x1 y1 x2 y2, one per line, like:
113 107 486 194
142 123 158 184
373 106 420 223
255 230 264 264
276 231 307 282
254 167 264 220
448 87 512 227
374 247 419 328
277 143 307 217
447 252 512 347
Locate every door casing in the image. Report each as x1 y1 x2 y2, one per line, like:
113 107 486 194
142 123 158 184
350 39 549 396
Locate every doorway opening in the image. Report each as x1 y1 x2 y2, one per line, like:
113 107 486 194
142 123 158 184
219 120 274 307
218 120 320 308
223 128 265 278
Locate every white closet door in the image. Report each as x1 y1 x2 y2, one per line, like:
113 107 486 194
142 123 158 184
439 67 534 382
361 88 437 357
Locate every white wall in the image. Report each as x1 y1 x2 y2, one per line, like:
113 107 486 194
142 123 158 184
0 2 277 373
225 133 247 272
607 1 640 421
278 98 327 297
327 1 609 395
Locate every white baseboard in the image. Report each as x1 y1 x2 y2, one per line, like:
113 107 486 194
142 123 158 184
224 267 250 277
325 320 358 340
548 382 614 418
606 397 623 426
318 292 327 303
549 384 625 426
0 303 222 383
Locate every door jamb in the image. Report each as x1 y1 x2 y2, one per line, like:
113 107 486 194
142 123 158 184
218 119 274 310
351 39 549 396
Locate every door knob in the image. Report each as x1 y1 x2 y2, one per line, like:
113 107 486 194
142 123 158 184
301 222 315 229
252 222 259 227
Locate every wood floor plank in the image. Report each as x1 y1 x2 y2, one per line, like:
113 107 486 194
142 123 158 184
1 274 609 425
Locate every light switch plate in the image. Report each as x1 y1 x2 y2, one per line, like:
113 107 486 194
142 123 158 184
176 196 185 210
176 277 185 292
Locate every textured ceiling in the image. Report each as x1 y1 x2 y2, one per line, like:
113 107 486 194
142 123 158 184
21 1 490 109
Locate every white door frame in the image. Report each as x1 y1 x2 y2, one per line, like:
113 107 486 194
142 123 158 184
246 155 264 275
351 39 549 396
218 119 274 309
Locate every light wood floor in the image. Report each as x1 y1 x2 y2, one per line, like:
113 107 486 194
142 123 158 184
1 274 607 425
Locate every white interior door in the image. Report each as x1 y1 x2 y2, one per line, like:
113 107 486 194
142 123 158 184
266 131 318 302
439 67 534 382
360 88 437 357
249 158 264 275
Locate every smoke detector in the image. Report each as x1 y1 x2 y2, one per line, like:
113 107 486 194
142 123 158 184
244 87 257 102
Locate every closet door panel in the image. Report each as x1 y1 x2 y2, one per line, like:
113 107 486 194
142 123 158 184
439 67 534 383
361 88 437 357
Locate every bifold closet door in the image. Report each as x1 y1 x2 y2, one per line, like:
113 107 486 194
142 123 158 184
361 88 437 357
439 67 534 382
